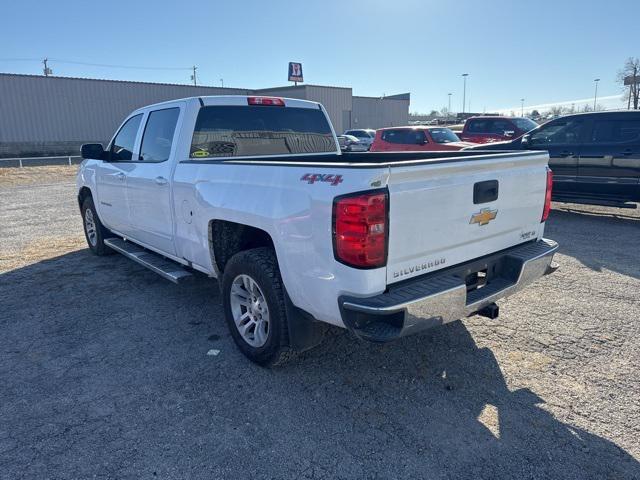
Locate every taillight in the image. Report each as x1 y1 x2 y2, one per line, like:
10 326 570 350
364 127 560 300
333 190 388 268
542 168 553 222
247 96 285 106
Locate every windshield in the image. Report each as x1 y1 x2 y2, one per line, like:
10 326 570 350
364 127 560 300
429 128 461 143
512 118 538 132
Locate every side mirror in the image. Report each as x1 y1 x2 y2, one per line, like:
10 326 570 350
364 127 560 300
81 143 106 160
521 134 531 146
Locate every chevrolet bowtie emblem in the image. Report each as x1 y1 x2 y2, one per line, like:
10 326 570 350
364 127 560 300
470 208 498 226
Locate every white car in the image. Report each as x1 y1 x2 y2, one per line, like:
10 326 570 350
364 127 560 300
77 95 558 366
343 129 376 149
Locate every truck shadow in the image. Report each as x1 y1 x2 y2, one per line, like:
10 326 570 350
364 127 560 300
295 322 640 478
545 206 640 280
1 251 639 479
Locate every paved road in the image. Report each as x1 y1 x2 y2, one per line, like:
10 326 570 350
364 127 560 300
1 175 639 479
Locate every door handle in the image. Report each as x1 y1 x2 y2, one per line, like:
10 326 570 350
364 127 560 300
115 172 125 181
621 149 633 156
154 176 169 186
558 151 573 157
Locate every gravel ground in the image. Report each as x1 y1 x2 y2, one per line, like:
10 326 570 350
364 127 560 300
1 167 639 479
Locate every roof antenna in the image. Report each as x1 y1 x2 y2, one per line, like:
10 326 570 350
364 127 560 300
43 58 53 77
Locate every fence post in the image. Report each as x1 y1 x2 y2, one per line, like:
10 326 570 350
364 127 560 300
68 156 72 166
19 158 23 168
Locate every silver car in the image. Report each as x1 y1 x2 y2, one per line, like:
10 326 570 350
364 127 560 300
343 129 376 150
337 134 369 152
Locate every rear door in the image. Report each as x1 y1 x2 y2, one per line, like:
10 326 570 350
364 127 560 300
124 105 182 255
385 152 549 284
95 114 143 232
379 129 427 151
578 114 640 198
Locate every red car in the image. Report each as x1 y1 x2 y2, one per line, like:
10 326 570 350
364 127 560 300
459 116 538 144
369 126 474 152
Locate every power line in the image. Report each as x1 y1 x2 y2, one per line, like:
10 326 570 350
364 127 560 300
0 57 192 71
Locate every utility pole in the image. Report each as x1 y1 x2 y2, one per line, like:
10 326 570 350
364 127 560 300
593 78 600 111
520 98 525 116
447 93 452 118
190 66 198 86
220 78 224 88
462 74 469 114
42 58 52 76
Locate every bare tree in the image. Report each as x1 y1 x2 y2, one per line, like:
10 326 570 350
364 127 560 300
549 106 564 117
617 57 640 110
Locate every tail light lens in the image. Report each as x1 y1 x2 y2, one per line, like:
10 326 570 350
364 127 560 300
247 96 285 106
333 190 388 268
541 168 553 222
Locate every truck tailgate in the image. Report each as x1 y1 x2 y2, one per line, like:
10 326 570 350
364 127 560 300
386 152 550 285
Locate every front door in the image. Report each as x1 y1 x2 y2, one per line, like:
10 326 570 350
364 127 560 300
526 116 585 194
95 114 143 232
124 106 182 255
578 114 640 199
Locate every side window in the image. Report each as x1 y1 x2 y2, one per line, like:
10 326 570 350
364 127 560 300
382 130 425 144
491 120 512 134
467 120 488 133
382 129 405 144
590 119 640 143
110 114 143 161
529 119 583 146
139 108 180 162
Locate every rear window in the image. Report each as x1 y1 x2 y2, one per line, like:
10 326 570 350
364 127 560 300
190 105 335 158
381 129 426 145
346 130 366 137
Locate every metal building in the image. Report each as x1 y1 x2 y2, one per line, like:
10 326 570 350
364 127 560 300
0 73 409 157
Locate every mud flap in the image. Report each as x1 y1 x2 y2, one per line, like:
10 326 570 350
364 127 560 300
284 289 328 352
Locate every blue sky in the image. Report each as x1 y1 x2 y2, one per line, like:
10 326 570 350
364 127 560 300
1 0 638 113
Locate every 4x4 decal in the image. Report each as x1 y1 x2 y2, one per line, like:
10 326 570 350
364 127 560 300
300 173 344 186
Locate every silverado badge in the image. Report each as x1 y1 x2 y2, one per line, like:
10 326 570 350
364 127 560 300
470 208 498 226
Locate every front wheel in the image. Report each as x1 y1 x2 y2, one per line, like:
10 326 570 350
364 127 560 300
81 197 114 256
221 248 294 366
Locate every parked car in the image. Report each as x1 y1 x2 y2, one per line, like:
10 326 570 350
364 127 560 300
464 111 640 207
77 95 558 366
460 116 538 144
370 126 475 152
337 134 369 152
343 129 376 149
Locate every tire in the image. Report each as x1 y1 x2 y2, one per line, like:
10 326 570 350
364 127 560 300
221 247 295 367
81 196 114 256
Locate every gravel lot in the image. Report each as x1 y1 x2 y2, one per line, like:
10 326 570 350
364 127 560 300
1 166 639 479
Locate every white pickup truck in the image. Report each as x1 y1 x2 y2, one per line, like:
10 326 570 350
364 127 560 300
77 95 558 366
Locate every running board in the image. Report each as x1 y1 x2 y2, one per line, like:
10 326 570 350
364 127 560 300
553 194 638 209
104 238 194 284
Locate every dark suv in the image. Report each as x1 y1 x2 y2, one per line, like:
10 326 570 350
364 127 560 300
465 111 640 207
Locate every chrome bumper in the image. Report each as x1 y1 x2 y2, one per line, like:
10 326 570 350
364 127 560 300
339 239 559 342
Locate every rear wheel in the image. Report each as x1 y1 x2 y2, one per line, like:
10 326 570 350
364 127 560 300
81 197 114 256
221 248 294 366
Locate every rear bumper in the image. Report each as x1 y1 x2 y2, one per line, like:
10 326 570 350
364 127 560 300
339 238 559 342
